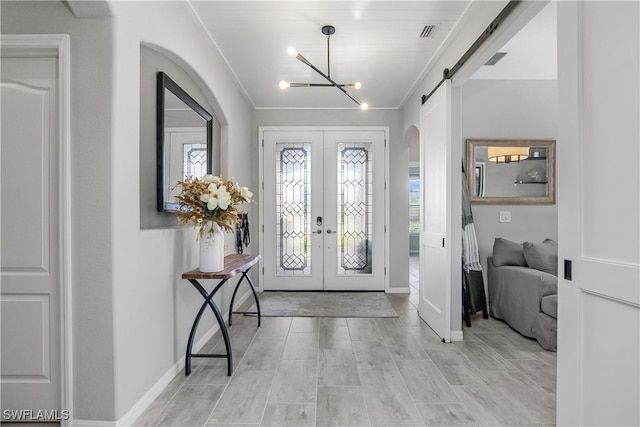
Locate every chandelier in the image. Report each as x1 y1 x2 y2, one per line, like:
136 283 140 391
487 146 529 163
279 25 368 110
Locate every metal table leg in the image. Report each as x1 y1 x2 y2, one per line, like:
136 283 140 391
228 266 261 327
185 278 233 376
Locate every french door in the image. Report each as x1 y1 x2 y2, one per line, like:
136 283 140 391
261 128 386 291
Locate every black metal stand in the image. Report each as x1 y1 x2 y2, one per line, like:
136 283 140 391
462 267 489 327
185 278 233 376
182 255 261 377
228 267 261 327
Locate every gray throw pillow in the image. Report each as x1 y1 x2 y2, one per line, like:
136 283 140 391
523 239 558 276
492 238 527 267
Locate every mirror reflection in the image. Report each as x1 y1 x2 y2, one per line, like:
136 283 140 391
466 139 555 204
157 72 213 212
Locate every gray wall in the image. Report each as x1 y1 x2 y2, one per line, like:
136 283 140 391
2 0 256 422
462 79 558 287
1 0 117 420
109 1 254 420
252 109 409 289
139 45 221 229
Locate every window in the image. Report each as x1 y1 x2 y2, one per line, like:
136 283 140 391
409 166 420 235
183 143 207 180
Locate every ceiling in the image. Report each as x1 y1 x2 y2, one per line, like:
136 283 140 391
188 1 556 110
471 1 556 80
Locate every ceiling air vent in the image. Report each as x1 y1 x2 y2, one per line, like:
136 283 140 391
485 52 508 66
419 24 439 38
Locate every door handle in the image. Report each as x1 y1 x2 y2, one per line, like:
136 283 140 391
326 229 334 234
316 229 322 234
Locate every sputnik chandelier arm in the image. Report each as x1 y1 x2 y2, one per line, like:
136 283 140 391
279 25 368 110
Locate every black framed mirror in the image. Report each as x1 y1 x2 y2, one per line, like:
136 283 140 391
157 72 213 212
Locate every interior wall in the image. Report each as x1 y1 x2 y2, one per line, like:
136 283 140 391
462 79 558 288
408 127 420 163
2 0 255 422
252 109 409 290
0 1 117 421
139 45 221 229
109 1 254 421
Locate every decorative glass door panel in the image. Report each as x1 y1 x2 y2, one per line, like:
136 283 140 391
323 131 385 291
276 144 311 275
262 128 385 291
263 131 324 290
183 143 207 180
337 144 373 275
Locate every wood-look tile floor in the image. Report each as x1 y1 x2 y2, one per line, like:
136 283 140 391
133 292 556 427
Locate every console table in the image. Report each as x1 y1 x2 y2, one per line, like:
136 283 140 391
181 254 261 376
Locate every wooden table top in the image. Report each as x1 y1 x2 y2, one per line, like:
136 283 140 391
182 254 261 280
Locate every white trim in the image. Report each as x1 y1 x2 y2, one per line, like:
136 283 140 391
257 128 265 292
71 421 117 427
253 106 400 111
385 287 411 294
0 33 73 427
384 127 390 292
115 290 252 427
450 330 464 342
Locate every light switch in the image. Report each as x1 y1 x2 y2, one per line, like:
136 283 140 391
499 211 511 223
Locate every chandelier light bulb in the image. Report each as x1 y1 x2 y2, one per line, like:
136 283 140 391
354 82 362 90
279 80 290 90
360 102 369 111
286 46 298 57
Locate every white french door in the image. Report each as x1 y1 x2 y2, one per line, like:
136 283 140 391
261 128 386 291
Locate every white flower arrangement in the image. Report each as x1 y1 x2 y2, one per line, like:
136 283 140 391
173 174 253 237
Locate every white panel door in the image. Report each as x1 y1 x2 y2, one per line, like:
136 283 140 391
1 56 60 412
419 81 451 342
262 128 385 291
557 2 640 426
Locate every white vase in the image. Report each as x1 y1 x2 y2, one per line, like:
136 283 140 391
199 222 225 272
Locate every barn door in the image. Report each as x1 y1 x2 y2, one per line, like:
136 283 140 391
556 2 640 425
418 81 452 342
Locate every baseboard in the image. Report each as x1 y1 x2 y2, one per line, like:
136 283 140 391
114 289 252 427
71 420 117 427
450 330 464 342
385 287 411 294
